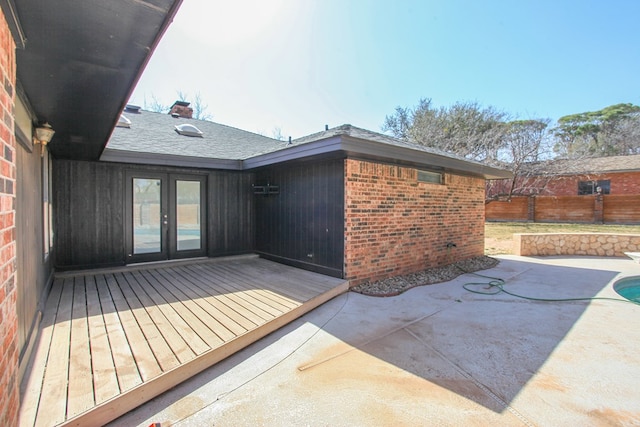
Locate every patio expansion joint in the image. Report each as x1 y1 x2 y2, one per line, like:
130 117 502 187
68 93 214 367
404 327 535 427
179 292 354 420
297 305 450 372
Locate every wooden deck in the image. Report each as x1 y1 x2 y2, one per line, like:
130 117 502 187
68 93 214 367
19 255 348 427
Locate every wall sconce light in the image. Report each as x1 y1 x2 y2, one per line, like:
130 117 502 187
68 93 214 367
33 122 55 156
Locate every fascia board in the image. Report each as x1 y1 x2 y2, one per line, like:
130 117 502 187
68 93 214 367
243 135 513 179
340 135 513 179
242 136 344 169
100 148 242 170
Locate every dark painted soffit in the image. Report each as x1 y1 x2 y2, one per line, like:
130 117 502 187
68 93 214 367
13 0 182 161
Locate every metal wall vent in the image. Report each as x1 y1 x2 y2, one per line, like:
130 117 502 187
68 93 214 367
116 114 131 128
417 170 443 184
175 123 203 137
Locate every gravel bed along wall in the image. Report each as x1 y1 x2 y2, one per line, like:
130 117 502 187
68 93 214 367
351 256 498 297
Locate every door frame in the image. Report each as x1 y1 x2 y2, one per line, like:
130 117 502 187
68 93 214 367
124 170 207 264
168 173 207 260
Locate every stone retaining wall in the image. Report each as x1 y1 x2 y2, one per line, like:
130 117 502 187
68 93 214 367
514 233 640 257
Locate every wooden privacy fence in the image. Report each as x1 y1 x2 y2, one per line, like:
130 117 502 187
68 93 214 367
534 196 595 223
486 195 640 224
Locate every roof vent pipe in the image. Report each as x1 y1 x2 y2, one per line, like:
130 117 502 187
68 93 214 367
125 104 141 113
325 124 329 131
288 136 292 145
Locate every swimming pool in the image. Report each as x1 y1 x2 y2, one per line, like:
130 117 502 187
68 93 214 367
614 276 640 303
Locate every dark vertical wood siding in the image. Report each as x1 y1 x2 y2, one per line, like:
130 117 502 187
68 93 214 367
54 160 125 268
53 160 255 269
16 145 52 360
254 159 344 277
208 170 255 255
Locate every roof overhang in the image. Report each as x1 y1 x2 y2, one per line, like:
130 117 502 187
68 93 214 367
101 147 243 170
11 0 182 161
101 134 513 179
245 135 514 179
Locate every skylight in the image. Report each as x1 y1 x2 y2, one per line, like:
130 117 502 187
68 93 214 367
116 114 131 128
175 123 203 137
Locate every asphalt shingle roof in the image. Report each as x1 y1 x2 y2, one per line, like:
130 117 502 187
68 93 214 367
108 112 483 164
289 124 493 168
107 110 287 160
525 154 640 175
103 110 512 179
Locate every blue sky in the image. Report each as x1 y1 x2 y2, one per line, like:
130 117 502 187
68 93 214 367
129 0 640 139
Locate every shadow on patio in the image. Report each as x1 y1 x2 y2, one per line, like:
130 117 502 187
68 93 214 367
108 256 640 426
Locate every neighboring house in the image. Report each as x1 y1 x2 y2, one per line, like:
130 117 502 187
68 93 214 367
486 154 640 223
0 1 511 424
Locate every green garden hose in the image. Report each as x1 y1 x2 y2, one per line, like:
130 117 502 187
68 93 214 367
460 268 640 306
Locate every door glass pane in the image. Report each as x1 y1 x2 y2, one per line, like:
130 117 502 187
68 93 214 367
176 180 201 251
133 178 162 254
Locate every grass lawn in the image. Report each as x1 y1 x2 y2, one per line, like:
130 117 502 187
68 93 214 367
485 222 640 255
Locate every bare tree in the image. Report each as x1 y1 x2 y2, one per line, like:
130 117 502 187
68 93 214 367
143 94 170 113
383 98 562 200
600 115 640 155
383 98 509 163
271 126 286 141
190 92 213 121
486 119 553 200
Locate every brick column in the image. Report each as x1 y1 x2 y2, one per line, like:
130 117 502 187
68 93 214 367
594 194 604 224
0 7 19 426
527 196 535 222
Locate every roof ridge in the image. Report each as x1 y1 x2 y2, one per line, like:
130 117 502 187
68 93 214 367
523 153 640 174
136 109 283 142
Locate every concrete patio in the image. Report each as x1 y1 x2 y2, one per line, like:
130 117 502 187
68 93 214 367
109 255 640 426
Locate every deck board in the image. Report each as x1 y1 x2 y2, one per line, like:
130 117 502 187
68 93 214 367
85 275 120 405
209 262 314 302
170 266 274 325
124 271 197 364
19 279 64 427
105 273 163 381
202 263 301 310
67 277 94 418
94 274 142 392
154 267 257 335
115 272 181 372
145 268 241 341
133 270 212 355
19 256 348 427
36 279 74 426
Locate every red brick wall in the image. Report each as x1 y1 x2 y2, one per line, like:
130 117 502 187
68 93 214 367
542 172 640 196
0 7 18 426
344 159 485 285
488 171 640 198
